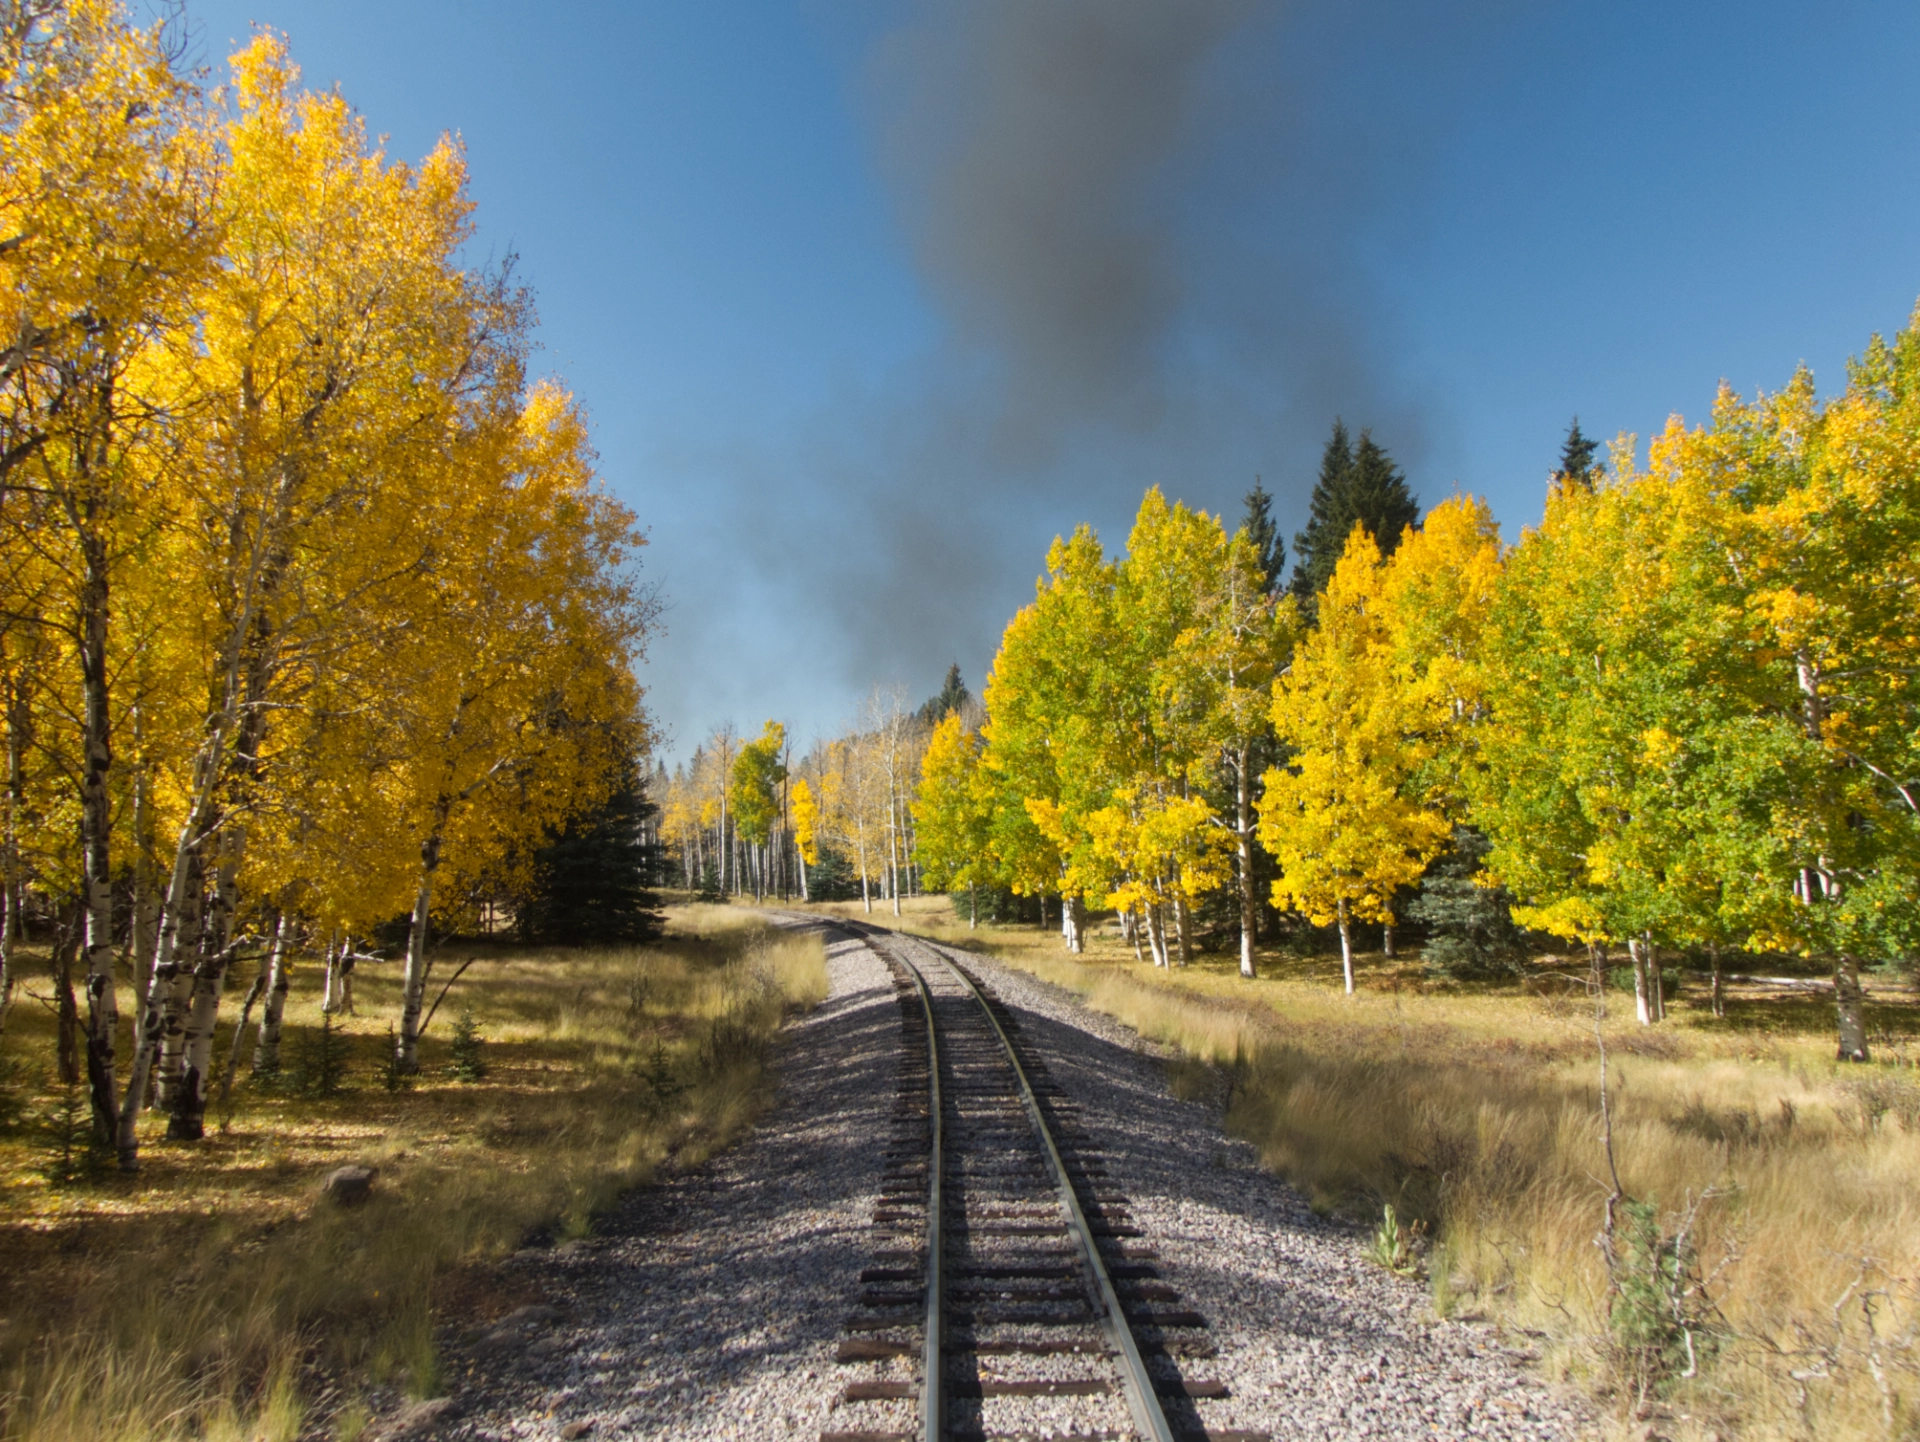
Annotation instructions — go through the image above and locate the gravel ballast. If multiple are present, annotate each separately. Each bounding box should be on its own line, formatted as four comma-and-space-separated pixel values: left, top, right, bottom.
438, 920, 1592, 1441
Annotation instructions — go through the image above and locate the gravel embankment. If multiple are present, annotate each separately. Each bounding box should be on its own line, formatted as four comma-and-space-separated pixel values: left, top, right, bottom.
929, 939, 1593, 1442
430, 921, 1592, 1441
437, 922, 895, 1442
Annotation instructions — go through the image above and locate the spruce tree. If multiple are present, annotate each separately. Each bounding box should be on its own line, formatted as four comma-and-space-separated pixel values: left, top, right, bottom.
917, 663, 973, 726
1290, 420, 1419, 602
1239, 479, 1285, 594
1553, 417, 1603, 490
514, 759, 664, 945
1406, 825, 1527, 980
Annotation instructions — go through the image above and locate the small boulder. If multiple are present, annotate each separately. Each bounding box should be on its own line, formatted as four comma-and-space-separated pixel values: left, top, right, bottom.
560, 1422, 595, 1440
320, 1164, 377, 1207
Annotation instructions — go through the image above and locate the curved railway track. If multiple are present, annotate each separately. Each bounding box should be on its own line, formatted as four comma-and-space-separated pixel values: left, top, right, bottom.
818, 921, 1264, 1442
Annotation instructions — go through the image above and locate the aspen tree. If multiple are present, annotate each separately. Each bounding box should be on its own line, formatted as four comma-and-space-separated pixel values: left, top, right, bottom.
913, 713, 995, 926
388, 383, 645, 1072
1644, 326, 1920, 1059
729, 721, 786, 902
0, 0, 219, 1146
1260, 526, 1449, 992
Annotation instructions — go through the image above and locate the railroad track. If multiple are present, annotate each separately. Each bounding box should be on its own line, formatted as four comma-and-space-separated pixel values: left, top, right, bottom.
817, 921, 1266, 1442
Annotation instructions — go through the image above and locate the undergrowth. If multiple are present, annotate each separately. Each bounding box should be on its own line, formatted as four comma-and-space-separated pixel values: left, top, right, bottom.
835, 894, 1920, 1442
0, 905, 827, 1441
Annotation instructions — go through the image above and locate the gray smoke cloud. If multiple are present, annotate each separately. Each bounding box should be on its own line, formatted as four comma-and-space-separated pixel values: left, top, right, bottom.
648, 0, 1487, 752
870, 0, 1251, 433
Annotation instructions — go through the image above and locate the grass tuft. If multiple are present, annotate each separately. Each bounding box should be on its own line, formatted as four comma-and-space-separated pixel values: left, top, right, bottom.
822, 894, 1920, 1440
0, 906, 826, 1441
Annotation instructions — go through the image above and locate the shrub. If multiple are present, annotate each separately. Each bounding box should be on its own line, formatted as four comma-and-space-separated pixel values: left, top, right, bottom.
447, 1006, 486, 1083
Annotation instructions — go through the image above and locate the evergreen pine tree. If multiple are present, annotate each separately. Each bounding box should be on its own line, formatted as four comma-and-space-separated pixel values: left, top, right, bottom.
917, 663, 973, 726
1290, 420, 1419, 602
1239, 479, 1285, 593
1553, 416, 1603, 490
1406, 826, 1527, 980
514, 756, 664, 945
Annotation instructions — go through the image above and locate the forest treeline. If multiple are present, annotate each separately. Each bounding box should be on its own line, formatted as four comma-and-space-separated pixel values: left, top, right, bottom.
0, 3, 649, 1166
922, 318, 1919, 1062
672, 312, 1920, 1066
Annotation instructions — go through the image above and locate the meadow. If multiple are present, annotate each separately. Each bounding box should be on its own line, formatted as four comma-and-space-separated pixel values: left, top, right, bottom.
0, 906, 827, 1442
814, 895, 1920, 1442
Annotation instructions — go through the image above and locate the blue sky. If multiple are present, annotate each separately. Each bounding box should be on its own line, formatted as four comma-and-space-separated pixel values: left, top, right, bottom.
184, 0, 1920, 759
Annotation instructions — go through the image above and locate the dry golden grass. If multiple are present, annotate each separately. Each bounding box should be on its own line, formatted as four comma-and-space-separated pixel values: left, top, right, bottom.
813, 895, 1920, 1442
0, 905, 826, 1442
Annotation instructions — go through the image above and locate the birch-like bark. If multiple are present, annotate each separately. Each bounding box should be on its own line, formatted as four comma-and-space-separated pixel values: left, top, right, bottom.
255, 915, 295, 1072
0, 651, 30, 1037
52, 914, 80, 1085
397, 819, 447, 1072
1125, 905, 1144, 963
1709, 943, 1724, 1019
1234, 744, 1257, 978
220, 962, 267, 1104
129, 751, 158, 1034
1628, 937, 1653, 1026
1835, 953, 1870, 1063
1174, 895, 1192, 967
1144, 899, 1169, 968
967, 882, 976, 930
171, 818, 258, 1139
1382, 922, 1395, 958
74, 528, 121, 1146
320, 934, 341, 1013
0, 678, 22, 1037
1336, 898, 1355, 994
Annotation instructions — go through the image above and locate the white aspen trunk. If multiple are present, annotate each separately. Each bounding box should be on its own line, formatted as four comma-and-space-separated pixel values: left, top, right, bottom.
150, 848, 207, 1112
0, 869, 15, 1038
1337, 899, 1355, 994
886, 789, 902, 917
1835, 953, 1870, 1062
1383, 922, 1395, 958
1174, 894, 1192, 967
1709, 943, 1725, 1018
172, 823, 255, 1140
1648, 937, 1665, 1021
1145, 900, 1170, 968
857, 838, 871, 913
221, 957, 268, 1103
0, 678, 22, 1036
1126, 905, 1145, 964
967, 882, 976, 930
118, 845, 199, 1164
1235, 745, 1257, 979
1628, 938, 1653, 1026
255, 916, 294, 1073
129, 754, 158, 1035
398, 821, 446, 1072
320, 934, 341, 1014
75, 533, 121, 1148
798, 848, 810, 902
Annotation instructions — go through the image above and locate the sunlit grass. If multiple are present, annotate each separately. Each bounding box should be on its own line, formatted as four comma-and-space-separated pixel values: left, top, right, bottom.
0, 906, 826, 1441
812, 894, 1920, 1441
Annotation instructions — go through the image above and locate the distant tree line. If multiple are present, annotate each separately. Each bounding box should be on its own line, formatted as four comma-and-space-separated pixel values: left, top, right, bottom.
910, 313, 1920, 1064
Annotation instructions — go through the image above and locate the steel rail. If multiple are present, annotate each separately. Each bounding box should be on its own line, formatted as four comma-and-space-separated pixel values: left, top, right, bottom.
894, 934, 1179, 1442
897, 937, 945, 1442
